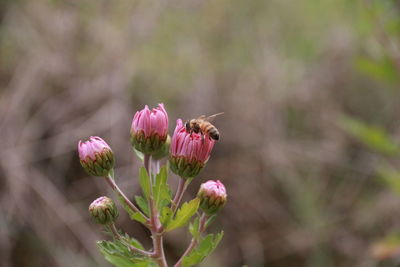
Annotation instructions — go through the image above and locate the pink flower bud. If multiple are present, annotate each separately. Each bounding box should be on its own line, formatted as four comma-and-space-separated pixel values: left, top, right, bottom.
169, 119, 215, 178
78, 136, 114, 176
130, 103, 169, 155
89, 196, 119, 225
197, 180, 227, 215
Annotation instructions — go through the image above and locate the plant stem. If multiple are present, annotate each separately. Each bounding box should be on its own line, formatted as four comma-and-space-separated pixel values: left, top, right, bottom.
151, 230, 168, 267
171, 178, 190, 213
104, 175, 149, 223
174, 213, 208, 267
145, 155, 168, 267
109, 223, 153, 257
144, 154, 151, 180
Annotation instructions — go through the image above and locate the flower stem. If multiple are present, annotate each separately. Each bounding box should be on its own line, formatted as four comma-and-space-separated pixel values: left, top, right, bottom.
145, 155, 168, 267
174, 213, 208, 267
171, 178, 190, 213
104, 174, 149, 223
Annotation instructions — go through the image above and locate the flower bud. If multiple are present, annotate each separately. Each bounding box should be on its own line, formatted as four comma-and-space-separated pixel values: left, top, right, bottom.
88, 196, 119, 225
130, 103, 169, 155
169, 119, 215, 178
78, 136, 114, 176
197, 180, 227, 215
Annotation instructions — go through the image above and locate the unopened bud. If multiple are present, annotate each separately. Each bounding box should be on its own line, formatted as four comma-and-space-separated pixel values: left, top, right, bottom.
89, 196, 119, 225
169, 119, 215, 178
197, 180, 227, 215
130, 104, 169, 155
78, 136, 114, 176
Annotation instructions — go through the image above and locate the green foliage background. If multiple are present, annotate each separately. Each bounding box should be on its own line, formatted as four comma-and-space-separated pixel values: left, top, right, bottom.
1, 0, 400, 266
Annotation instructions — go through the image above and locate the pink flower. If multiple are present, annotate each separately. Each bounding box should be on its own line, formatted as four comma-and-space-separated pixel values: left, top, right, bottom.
131, 103, 168, 138
198, 180, 227, 215
169, 119, 215, 178
130, 103, 169, 155
78, 136, 114, 176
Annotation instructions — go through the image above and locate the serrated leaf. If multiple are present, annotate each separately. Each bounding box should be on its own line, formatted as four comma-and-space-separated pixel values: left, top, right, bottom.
182, 231, 224, 267
97, 239, 151, 267
135, 196, 149, 216
121, 233, 145, 250
166, 198, 200, 232
130, 212, 147, 224
139, 167, 151, 199
189, 216, 200, 239
340, 116, 399, 156
160, 206, 173, 226
153, 166, 171, 211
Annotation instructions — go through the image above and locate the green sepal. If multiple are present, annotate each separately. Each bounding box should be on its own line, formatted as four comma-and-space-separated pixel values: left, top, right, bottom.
134, 149, 144, 162
131, 131, 167, 156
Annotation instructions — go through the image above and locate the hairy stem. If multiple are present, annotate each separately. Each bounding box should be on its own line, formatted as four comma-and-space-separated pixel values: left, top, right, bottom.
145, 155, 168, 267
109, 223, 153, 257
174, 213, 208, 267
104, 174, 149, 223
171, 178, 190, 213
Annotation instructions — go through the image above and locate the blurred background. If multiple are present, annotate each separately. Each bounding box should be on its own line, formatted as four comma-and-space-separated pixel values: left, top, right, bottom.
2, 0, 400, 266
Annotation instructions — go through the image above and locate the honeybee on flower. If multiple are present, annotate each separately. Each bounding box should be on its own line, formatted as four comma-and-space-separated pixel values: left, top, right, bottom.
185, 112, 223, 142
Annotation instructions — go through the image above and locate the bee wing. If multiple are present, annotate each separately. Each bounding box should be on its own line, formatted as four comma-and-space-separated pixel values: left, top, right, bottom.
205, 112, 224, 122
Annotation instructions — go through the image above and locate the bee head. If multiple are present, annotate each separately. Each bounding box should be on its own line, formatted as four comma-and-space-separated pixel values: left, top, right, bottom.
185, 121, 191, 132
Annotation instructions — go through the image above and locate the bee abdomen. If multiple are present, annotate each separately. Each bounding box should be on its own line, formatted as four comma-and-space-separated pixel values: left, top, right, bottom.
207, 126, 220, 140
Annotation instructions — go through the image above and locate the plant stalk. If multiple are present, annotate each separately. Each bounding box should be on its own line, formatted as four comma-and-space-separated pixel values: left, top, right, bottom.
105, 174, 149, 222
145, 155, 168, 267
174, 213, 208, 267
171, 178, 190, 213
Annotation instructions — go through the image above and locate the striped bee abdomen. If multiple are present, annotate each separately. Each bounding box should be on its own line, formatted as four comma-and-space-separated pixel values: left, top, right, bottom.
204, 123, 219, 140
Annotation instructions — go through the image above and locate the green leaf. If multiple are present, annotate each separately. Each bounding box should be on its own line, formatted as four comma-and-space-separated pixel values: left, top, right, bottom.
189, 216, 200, 239
153, 165, 172, 211
160, 206, 173, 226
116, 195, 142, 221
378, 166, 400, 196
182, 231, 224, 267
355, 57, 399, 84
135, 196, 149, 216
130, 212, 147, 224
166, 198, 200, 232
340, 116, 399, 156
121, 233, 145, 250
205, 214, 217, 228
97, 239, 152, 267
139, 167, 151, 199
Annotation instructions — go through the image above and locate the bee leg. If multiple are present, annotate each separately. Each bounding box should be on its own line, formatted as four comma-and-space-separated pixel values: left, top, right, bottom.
201, 133, 205, 144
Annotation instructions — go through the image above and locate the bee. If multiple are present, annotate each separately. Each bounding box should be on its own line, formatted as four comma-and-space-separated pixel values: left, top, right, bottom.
185, 112, 224, 142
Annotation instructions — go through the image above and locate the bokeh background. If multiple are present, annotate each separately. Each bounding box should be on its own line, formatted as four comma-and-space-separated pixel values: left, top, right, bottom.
2, 0, 400, 266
